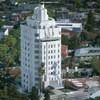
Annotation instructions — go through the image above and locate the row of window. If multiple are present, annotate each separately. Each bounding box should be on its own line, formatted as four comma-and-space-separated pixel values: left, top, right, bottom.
44, 55, 60, 60
44, 44, 60, 49
31, 25, 58, 29
44, 49, 60, 55
48, 76, 60, 81
51, 71, 60, 75
48, 61, 60, 65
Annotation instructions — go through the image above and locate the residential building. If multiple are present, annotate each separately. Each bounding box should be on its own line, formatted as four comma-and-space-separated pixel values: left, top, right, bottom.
61, 29, 77, 38
21, 4, 63, 92
75, 47, 100, 61
56, 20, 82, 33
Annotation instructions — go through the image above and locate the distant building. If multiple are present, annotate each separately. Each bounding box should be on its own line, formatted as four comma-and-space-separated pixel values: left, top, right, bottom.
56, 20, 82, 33
21, 5, 63, 92
0, 29, 9, 40
75, 47, 100, 61
61, 45, 68, 60
2, 24, 14, 30
61, 29, 77, 38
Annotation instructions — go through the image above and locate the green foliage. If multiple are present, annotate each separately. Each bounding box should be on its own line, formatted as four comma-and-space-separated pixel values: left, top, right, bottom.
0, 19, 6, 27
91, 58, 100, 74
0, 27, 20, 67
61, 35, 69, 45
69, 35, 80, 49
0, 85, 29, 100
44, 91, 50, 100
38, 63, 45, 78
85, 11, 95, 32
62, 35, 80, 49
30, 87, 39, 100
74, 0, 82, 9
94, 36, 100, 46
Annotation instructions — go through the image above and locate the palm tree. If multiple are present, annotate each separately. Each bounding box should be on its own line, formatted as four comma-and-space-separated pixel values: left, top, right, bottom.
38, 63, 45, 94
44, 91, 50, 100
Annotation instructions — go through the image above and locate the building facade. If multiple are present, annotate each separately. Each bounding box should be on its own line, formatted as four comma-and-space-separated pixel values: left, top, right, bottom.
75, 47, 100, 61
21, 5, 62, 92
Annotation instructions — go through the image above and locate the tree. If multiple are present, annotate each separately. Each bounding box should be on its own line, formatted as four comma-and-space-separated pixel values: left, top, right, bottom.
94, 36, 100, 46
85, 11, 95, 32
44, 91, 50, 100
30, 87, 39, 100
69, 35, 80, 49
0, 27, 20, 67
91, 58, 100, 75
0, 44, 8, 60
74, 0, 82, 9
38, 63, 45, 93
61, 35, 69, 45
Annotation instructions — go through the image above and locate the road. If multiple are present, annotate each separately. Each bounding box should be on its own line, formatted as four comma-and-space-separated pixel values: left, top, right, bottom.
66, 90, 90, 100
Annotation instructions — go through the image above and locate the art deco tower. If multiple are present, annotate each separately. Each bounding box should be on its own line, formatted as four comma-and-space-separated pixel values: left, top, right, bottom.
21, 4, 62, 92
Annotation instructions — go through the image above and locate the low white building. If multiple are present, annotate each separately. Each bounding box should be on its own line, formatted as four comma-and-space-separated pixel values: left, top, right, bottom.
75, 47, 100, 61
0, 29, 9, 40
56, 20, 82, 33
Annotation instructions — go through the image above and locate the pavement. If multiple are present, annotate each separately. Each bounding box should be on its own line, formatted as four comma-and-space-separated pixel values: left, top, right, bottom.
66, 90, 90, 100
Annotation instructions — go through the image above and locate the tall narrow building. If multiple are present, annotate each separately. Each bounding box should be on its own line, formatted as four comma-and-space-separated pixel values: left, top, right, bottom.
21, 4, 62, 92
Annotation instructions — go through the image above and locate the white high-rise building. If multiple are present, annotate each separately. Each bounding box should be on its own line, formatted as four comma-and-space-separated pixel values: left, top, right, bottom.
21, 4, 62, 92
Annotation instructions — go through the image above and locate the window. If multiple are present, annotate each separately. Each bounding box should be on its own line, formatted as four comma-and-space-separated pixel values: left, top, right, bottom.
38, 26, 41, 29
28, 64, 30, 67
35, 33, 39, 37
44, 46, 45, 49
44, 56, 45, 60
28, 53, 30, 57
48, 51, 50, 53
50, 26, 52, 28
33, 26, 37, 29
48, 56, 50, 59
58, 44, 60, 47
48, 62, 50, 64
35, 61, 39, 64
58, 61, 59, 64
35, 77, 39, 81
35, 45, 39, 48
58, 55, 60, 58
27, 42, 30, 46
48, 45, 50, 48
35, 39, 39, 42
58, 49, 60, 52
51, 44, 53, 48
35, 56, 39, 59
43, 26, 45, 29
34, 50, 39, 53
25, 46, 27, 50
